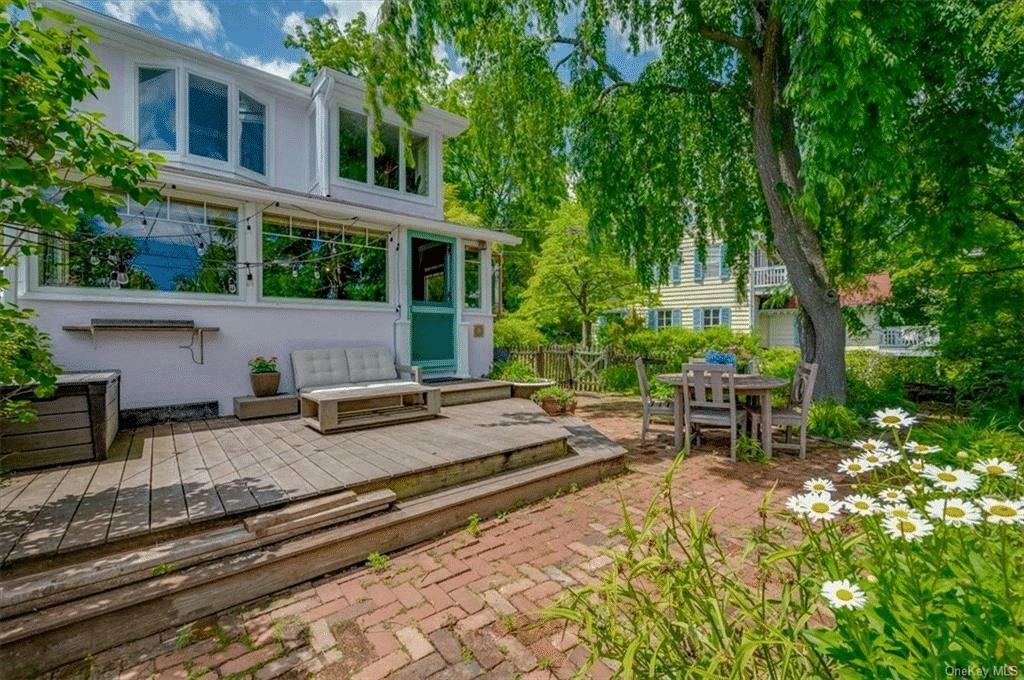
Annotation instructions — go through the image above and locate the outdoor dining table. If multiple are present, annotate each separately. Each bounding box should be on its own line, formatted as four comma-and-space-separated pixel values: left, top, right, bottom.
656, 373, 791, 457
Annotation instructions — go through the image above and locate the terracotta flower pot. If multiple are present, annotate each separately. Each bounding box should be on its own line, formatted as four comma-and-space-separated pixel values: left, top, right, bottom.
250, 371, 281, 397
539, 396, 564, 416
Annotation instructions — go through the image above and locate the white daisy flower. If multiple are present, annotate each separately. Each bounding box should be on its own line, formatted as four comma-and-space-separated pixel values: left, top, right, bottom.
904, 441, 941, 456
921, 465, 981, 492
903, 484, 918, 497
858, 451, 890, 469
800, 493, 843, 522
907, 459, 927, 473
804, 478, 836, 493
838, 458, 871, 477
883, 514, 934, 541
971, 458, 1020, 480
785, 494, 808, 514
878, 448, 902, 464
925, 498, 981, 527
821, 580, 867, 610
885, 504, 925, 521
852, 438, 890, 453
980, 497, 1024, 525
871, 408, 917, 429
844, 494, 882, 516
877, 488, 906, 504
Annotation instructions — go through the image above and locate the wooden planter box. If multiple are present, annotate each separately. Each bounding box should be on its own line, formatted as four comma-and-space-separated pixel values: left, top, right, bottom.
1, 371, 120, 472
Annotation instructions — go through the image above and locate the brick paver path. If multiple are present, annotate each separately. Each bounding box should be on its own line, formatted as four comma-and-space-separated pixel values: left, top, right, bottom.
52, 395, 845, 680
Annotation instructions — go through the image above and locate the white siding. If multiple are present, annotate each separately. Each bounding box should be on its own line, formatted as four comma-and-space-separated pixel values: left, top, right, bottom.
758, 309, 799, 348
648, 239, 752, 333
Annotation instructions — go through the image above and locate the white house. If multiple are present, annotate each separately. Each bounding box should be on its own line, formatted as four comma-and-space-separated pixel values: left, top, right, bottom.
4, 1, 519, 415
638, 238, 933, 353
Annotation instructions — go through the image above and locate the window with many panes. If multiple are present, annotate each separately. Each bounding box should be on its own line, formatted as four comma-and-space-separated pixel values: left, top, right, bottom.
656, 309, 674, 330
137, 68, 267, 175
464, 246, 481, 308
261, 216, 388, 303
38, 196, 239, 296
338, 108, 431, 196
702, 308, 722, 328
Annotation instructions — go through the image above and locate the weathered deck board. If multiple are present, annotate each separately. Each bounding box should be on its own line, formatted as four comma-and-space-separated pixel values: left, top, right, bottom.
0, 399, 569, 565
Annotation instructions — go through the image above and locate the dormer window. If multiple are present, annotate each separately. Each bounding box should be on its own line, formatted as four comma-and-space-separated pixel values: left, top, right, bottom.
239, 92, 266, 175
135, 66, 268, 177
337, 107, 431, 197
188, 74, 228, 161
138, 68, 176, 151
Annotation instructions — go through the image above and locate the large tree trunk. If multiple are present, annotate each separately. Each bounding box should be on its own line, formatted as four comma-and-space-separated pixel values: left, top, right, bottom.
746, 10, 847, 402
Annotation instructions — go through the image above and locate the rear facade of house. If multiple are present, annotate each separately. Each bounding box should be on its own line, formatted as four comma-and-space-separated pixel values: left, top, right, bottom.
3, 2, 519, 415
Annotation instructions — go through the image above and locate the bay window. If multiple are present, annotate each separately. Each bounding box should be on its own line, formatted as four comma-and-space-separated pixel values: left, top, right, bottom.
239, 92, 266, 175
338, 107, 432, 196
138, 68, 176, 151
188, 74, 228, 161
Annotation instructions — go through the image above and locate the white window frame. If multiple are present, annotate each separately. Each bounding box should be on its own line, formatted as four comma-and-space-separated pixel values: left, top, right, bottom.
130, 61, 273, 183
702, 308, 723, 328
331, 104, 437, 206
656, 309, 674, 330
26, 190, 245, 304
463, 244, 482, 310
256, 213, 393, 309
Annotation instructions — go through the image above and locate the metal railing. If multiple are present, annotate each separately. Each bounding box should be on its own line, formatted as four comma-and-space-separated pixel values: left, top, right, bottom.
752, 265, 789, 291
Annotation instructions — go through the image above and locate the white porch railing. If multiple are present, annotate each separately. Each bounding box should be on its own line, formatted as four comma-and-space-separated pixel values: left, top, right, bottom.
879, 326, 937, 349
752, 265, 789, 292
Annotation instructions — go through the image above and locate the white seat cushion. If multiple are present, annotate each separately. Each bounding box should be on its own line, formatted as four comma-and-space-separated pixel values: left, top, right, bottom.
346, 347, 398, 383
291, 348, 350, 392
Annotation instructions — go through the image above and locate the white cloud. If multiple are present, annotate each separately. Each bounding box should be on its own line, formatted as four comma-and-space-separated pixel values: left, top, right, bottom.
282, 10, 306, 38
239, 55, 300, 80
167, 0, 221, 40
322, 0, 383, 27
103, 0, 143, 24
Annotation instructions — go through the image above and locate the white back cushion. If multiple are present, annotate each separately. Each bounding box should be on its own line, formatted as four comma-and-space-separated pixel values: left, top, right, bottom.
291, 348, 350, 392
346, 347, 398, 383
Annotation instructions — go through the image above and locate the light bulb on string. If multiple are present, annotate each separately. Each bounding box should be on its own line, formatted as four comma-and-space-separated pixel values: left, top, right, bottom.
90, 255, 100, 265
291, 265, 299, 278
107, 254, 118, 265
117, 271, 128, 285
108, 275, 119, 289
228, 279, 237, 294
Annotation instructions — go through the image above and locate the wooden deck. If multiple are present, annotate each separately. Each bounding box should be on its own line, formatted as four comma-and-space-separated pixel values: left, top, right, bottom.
0, 399, 567, 567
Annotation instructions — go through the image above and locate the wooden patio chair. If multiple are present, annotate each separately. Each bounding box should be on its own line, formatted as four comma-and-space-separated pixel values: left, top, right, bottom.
682, 363, 745, 462
635, 357, 674, 442
748, 361, 818, 459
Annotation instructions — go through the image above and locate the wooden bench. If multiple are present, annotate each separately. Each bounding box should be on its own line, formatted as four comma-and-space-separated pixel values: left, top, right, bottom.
300, 383, 441, 433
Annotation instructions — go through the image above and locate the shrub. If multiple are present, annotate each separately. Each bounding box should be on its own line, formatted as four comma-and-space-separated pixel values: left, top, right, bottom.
493, 316, 547, 349
602, 363, 640, 393
807, 397, 859, 441
487, 360, 542, 383
531, 385, 574, 405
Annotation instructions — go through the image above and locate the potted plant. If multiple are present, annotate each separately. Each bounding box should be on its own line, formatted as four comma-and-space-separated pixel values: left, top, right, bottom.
248, 356, 280, 397
487, 360, 553, 399
531, 385, 577, 416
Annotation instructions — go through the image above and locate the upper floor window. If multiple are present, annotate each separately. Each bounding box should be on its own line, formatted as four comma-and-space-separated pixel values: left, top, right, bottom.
261, 216, 388, 303
189, 74, 228, 161
239, 92, 266, 175
38, 195, 239, 296
338, 108, 431, 196
137, 67, 267, 176
138, 68, 176, 151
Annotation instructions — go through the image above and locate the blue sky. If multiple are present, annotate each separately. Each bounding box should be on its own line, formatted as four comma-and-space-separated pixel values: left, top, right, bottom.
69, 0, 657, 83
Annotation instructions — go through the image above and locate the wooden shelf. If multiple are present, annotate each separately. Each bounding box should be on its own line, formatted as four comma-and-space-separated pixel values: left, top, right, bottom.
63, 320, 219, 364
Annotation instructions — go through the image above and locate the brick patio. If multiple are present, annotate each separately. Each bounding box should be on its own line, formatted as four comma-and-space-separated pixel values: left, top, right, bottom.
44, 394, 845, 680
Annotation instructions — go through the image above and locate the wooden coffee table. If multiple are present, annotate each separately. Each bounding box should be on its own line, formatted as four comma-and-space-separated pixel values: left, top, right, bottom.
300, 383, 441, 433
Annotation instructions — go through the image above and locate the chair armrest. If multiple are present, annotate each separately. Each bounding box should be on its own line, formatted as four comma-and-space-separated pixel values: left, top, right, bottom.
396, 364, 422, 383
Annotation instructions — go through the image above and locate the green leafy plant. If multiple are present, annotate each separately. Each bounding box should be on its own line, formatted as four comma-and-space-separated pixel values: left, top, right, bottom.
152, 562, 179, 577
807, 397, 860, 441
465, 513, 481, 536
734, 433, 768, 464
366, 551, 389, 573
488, 359, 543, 383
248, 356, 278, 373
531, 385, 574, 406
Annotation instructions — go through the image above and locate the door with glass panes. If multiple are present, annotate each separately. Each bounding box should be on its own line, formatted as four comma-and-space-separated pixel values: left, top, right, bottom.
409, 232, 456, 374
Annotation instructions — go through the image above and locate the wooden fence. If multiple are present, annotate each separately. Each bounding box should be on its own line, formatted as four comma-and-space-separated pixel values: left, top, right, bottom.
507, 345, 611, 392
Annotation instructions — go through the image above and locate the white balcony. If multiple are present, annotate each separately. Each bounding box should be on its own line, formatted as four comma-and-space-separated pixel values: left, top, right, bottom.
879, 326, 937, 351
752, 265, 789, 292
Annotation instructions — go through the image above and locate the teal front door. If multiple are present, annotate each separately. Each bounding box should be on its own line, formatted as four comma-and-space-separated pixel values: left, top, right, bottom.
409, 232, 456, 374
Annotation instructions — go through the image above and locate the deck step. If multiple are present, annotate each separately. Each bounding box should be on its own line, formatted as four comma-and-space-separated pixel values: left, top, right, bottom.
438, 380, 512, 406
0, 421, 626, 679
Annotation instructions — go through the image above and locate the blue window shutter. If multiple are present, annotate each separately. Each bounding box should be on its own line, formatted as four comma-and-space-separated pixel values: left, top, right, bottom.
648, 309, 657, 329
722, 307, 732, 328
720, 244, 731, 278
694, 255, 704, 282
671, 308, 681, 327
670, 258, 681, 285
693, 308, 703, 331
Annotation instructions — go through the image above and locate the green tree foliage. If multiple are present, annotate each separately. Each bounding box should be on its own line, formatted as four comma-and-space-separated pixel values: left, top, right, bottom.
516, 203, 655, 346
1, 0, 161, 422
284, 0, 1022, 403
